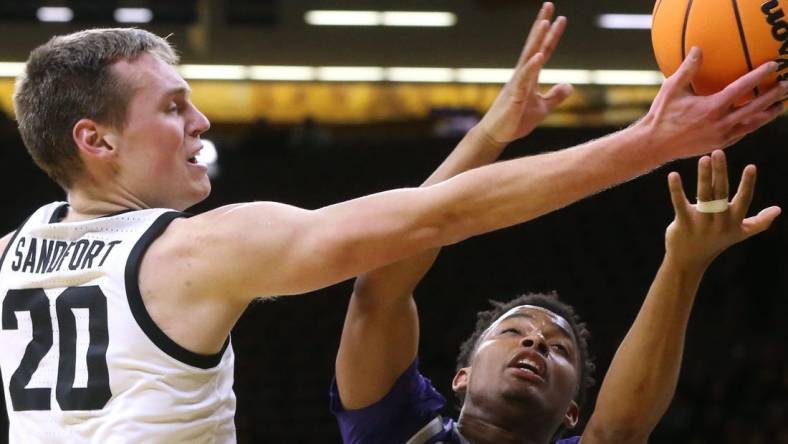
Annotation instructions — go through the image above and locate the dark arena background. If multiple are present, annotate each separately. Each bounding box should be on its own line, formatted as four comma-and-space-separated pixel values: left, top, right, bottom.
1, 1, 786, 443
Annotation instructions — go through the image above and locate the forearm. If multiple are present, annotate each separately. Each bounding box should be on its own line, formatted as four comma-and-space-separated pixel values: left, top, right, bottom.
423, 125, 507, 187
206, 121, 665, 299
430, 121, 664, 242
587, 257, 705, 442
354, 125, 508, 301
338, 126, 509, 409
323, 122, 666, 280
585, 148, 781, 443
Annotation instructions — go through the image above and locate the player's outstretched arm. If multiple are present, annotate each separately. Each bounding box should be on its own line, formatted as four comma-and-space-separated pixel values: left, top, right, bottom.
226, 55, 782, 301
336, 2, 571, 410
581, 151, 781, 444
151, 34, 785, 351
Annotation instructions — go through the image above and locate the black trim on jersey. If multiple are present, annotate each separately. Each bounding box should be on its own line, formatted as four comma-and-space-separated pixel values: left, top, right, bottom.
48, 203, 137, 224
125, 211, 229, 369
48, 203, 69, 223
0, 214, 33, 274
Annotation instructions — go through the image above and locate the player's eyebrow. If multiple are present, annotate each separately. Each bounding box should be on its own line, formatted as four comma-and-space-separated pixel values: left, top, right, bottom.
498, 312, 575, 342
164, 86, 191, 97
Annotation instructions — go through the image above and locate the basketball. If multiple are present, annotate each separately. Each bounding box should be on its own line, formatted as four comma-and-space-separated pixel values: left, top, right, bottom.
652, 0, 787, 99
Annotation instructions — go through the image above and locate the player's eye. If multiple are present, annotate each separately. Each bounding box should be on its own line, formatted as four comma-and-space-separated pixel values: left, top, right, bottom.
551, 343, 567, 354
501, 327, 521, 335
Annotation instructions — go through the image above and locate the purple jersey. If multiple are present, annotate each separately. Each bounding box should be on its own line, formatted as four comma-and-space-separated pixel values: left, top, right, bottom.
330, 359, 580, 444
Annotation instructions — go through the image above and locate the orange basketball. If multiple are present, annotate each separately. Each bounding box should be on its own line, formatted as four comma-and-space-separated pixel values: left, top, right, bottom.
652, 0, 787, 99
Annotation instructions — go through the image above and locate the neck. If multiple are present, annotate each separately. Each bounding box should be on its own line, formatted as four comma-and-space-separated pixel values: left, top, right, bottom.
456, 406, 558, 444
64, 186, 148, 222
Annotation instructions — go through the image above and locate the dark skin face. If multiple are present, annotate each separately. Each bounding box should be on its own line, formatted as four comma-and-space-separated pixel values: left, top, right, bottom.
453, 306, 580, 444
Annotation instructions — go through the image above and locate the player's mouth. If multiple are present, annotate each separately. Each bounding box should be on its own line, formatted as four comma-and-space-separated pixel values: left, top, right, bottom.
507, 352, 546, 383
187, 146, 203, 165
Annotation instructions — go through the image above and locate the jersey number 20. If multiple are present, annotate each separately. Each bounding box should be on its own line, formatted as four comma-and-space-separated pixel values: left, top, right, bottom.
2, 286, 111, 411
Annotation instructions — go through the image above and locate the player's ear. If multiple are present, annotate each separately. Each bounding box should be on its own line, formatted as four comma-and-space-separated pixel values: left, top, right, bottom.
562, 400, 579, 429
451, 367, 471, 394
73, 118, 118, 158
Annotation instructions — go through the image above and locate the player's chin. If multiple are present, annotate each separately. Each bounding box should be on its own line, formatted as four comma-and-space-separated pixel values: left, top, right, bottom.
180, 180, 211, 210
194, 179, 212, 201
499, 387, 550, 414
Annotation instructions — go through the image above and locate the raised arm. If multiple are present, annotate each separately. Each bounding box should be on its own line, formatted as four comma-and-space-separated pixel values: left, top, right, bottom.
582, 151, 781, 444
204, 44, 783, 300
150, 36, 785, 354
336, 2, 572, 409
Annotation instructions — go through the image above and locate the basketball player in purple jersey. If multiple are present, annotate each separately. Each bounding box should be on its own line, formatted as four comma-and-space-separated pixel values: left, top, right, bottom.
330, 4, 785, 444
332, 150, 778, 444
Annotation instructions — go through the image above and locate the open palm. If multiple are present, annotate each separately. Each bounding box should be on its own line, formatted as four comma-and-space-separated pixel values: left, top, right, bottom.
479, 3, 572, 144
665, 150, 781, 269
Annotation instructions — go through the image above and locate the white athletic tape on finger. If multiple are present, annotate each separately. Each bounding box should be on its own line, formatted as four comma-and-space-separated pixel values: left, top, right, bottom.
695, 198, 729, 213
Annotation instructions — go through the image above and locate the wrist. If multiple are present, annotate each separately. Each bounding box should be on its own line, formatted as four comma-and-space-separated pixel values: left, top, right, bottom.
583, 122, 667, 176
470, 123, 508, 153
628, 115, 676, 166
662, 251, 713, 277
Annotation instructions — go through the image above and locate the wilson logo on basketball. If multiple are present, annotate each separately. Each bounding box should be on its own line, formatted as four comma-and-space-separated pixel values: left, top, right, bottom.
762, 0, 788, 80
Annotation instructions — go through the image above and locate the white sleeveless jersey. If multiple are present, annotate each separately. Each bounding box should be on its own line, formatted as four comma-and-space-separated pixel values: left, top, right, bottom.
0, 202, 236, 443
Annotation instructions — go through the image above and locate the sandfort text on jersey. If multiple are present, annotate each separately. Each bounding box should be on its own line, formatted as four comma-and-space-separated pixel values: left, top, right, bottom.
10, 237, 122, 274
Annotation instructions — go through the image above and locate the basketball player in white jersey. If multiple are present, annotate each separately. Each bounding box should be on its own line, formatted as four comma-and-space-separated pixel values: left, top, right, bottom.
0, 1, 786, 441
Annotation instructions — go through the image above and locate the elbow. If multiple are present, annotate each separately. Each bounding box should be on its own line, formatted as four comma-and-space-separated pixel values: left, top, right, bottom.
349, 276, 403, 313
352, 273, 386, 302
585, 412, 652, 444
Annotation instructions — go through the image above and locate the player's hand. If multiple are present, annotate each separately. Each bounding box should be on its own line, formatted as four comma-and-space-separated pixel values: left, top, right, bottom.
642, 47, 788, 160
664, 150, 781, 270
477, 2, 572, 145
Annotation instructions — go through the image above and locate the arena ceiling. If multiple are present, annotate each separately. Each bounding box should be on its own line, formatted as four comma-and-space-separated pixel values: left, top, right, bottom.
0, 0, 660, 71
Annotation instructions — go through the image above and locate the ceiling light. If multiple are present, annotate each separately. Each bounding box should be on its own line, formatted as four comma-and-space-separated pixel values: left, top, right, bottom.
37, 7, 73, 22
596, 14, 653, 29
0, 62, 25, 77
316, 67, 385, 82
387, 68, 454, 82
592, 70, 664, 85
0, 61, 664, 86
304, 10, 380, 26
114, 8, 153, 23
305, 10, 456, 27
540, 70, 593, 84
456, 68, 513, 83
248, 66, 315, 81
178, 65, 247, 80
381, 12, 456, 27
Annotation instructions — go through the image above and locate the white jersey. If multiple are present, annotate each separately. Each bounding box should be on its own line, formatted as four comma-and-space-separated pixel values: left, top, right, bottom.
0, 202, 236, 443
